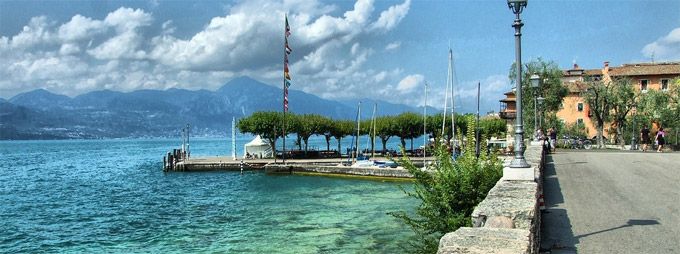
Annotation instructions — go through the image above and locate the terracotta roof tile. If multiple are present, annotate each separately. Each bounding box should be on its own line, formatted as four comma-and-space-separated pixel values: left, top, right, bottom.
609, 62, 680, 76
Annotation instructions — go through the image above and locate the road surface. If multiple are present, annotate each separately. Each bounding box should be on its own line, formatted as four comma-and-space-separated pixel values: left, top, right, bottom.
541, 149, 680, 253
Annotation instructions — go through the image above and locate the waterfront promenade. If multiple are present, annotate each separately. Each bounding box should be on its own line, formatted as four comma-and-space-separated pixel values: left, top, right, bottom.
541, 149, 680, 253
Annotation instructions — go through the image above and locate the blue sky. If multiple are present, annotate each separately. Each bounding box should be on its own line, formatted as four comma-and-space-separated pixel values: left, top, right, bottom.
1, 0, 679, 114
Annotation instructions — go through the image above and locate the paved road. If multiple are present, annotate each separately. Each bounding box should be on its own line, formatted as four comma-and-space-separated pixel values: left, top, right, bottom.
541, 149, 680, 254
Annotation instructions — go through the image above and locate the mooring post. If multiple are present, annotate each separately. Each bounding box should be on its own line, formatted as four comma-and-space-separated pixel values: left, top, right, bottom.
163, 156, 167, 172
240, 159, 244, 175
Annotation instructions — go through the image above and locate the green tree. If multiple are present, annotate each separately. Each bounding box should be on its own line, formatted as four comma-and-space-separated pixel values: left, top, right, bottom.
319, 116, 335, 152
295, 114, 326, 156
330, 119, 355, 154
585, 76, 613, 148
509, 58, 569, 137
390, 115, 503, 253
607, 78, 637, 147
375, 116, 397, 154
237, 111, 285, 154
480, 117, 507, 139
395, 112, 424, 150
639, 78, 680, 142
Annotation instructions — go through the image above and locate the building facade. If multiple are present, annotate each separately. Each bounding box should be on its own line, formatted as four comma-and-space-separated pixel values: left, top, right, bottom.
500, 61, 680, 141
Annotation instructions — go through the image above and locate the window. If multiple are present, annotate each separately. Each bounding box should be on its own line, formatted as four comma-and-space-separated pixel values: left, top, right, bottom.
661, 79, 670, 92
577, 118, 584, 125
640, 79, 649, 92
577, 102, 584, 112
559, 103, 564, 109
560, 119, 566, 124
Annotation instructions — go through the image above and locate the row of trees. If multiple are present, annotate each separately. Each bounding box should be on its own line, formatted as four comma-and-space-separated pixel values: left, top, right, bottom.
584, 76, 680, 148
236, 111, 507, 156
512, 59, 680, 148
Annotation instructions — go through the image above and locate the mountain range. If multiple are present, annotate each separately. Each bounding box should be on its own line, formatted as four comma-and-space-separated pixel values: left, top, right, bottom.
0, 76, 439, 140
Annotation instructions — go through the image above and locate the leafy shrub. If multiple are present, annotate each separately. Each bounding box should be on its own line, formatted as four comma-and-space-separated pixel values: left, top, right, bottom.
389, 116, 503, 253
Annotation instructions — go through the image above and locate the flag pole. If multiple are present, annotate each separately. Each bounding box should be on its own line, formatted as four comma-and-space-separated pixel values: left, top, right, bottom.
282, 13, 287, 164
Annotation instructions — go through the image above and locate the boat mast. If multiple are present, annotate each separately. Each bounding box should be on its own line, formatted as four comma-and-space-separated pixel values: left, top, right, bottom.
372, 103, 377, 157
232, 117, 236, 160
424, 83, 427, 164
450, 48, 456, 146
354, 102, 362, 164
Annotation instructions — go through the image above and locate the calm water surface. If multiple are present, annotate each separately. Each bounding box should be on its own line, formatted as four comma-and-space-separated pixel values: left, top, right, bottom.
0, 138, 417, 253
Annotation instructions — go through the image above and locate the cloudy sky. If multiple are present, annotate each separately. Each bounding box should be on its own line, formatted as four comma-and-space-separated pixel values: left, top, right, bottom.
1, 0, 679, 114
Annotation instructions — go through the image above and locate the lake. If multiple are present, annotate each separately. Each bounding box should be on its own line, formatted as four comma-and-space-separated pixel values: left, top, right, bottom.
0, 137, 418, 253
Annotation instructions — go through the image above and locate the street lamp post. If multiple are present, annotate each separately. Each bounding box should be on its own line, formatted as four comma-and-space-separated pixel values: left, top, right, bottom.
629, 103, 638, 150
537, 96, 544, 127
531, 74, 540, 140
508, 0, 530, 168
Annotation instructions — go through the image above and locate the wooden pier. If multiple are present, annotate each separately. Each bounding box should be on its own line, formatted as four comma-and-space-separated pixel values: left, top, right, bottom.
162, 153, 440, 180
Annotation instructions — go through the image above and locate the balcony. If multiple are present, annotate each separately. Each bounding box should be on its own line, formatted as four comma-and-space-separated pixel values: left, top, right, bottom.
499, 110, 516, 119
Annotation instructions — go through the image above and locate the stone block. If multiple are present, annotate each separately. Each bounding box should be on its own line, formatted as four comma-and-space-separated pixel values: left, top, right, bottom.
438, 227, 531, 254
502, 166, 535, 181
472, 180, 538, 231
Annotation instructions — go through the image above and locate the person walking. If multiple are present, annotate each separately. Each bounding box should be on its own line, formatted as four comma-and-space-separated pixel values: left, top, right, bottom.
641, 126, 651, 152
655, 128, 666, 153
549, 126, 557, 154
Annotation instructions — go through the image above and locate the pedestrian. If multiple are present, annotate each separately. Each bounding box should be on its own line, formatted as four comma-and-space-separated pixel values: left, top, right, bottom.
655, 127, 666, 153
549, 126, 557, 154
641, 125, 651, 152
535, 127, 544, 141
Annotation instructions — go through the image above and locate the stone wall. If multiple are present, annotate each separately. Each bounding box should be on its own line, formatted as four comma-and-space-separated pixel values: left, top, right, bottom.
438, 141, 545, 254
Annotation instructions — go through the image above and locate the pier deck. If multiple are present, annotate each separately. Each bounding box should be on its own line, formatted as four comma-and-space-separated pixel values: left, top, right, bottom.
166, 155, 437, 179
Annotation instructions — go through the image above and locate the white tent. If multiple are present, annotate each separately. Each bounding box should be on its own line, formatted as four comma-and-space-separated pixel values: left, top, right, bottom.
243, 135, 272, 159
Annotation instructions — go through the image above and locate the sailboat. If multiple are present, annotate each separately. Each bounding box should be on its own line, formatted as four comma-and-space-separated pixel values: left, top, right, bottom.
349, 103, 399, 168
442, 48, 459, 157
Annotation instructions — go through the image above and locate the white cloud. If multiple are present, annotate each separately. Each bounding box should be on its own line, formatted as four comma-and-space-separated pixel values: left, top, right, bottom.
59, 43, 80, 55
642, 27, 680, 62
57, 14, 105, 42
0, 0, 413, 102
385, 41, 401, 51
104, 7, 153, 33
371, 0, 410, 31
397, 74, 424, 92
10, 16, 55, 49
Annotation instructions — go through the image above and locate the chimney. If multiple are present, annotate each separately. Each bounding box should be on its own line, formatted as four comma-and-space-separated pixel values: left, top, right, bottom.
574, 63, 579, 69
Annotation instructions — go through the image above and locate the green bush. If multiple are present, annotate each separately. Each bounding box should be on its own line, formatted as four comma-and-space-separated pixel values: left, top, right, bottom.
389, 116, 503, 253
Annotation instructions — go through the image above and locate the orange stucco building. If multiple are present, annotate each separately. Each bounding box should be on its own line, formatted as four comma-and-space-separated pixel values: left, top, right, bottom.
500, 61, 680, 141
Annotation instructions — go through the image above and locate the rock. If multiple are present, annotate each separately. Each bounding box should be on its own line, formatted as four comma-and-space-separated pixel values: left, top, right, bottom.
485, 216, 516, 229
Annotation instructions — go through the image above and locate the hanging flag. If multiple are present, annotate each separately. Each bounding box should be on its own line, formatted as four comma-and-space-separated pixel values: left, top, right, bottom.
284, 14, 292, 112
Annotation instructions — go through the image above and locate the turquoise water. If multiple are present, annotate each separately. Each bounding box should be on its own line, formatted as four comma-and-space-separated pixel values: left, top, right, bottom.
0, 138, 417, 253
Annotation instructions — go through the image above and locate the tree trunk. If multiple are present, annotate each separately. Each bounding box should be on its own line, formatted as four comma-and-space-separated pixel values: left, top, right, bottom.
596, 119, 605, 149
381, 138, 388, 155
324, 135, 331, 151
336, 137, 342, 156
616, 124, 626, 149
400, 137, 406, 150
303, 137, 309, 157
